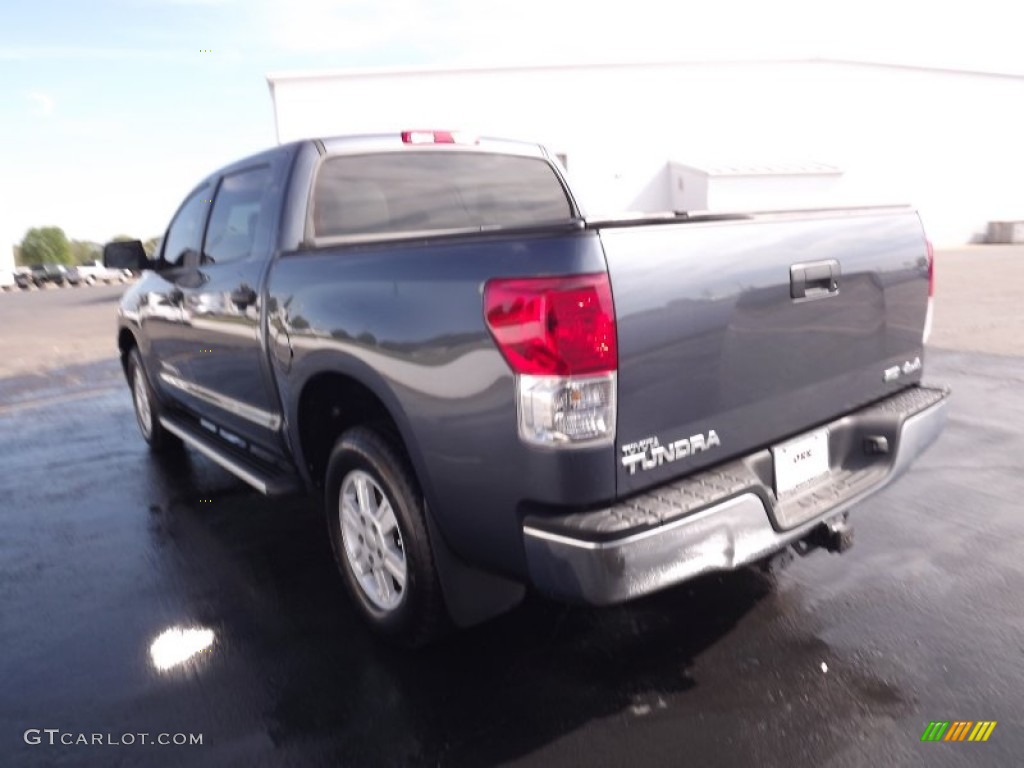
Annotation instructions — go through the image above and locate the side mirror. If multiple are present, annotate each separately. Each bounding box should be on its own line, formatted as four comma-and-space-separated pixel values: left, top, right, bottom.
103, 240, 151, 272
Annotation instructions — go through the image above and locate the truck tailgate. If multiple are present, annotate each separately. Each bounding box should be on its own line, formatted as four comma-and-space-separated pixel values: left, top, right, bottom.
599, 207, 931, 496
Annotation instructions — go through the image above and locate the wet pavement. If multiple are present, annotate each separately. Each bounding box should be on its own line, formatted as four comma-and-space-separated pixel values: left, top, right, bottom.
2, 274, 1024, 766
1, 349, 1021, 767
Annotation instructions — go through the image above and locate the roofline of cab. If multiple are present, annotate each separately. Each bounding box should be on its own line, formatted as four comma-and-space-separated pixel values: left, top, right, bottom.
316, 133, 548, 158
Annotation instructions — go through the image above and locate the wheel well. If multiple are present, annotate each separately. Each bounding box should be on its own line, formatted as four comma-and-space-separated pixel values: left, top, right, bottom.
117, 328, 137, 376
297, 373, 403, 491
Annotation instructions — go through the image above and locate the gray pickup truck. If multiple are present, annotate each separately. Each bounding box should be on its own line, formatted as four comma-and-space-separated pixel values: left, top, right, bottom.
106, 131, 948, 645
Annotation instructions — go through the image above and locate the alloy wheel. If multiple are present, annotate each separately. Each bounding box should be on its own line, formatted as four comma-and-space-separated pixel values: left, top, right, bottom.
338, 470, 407, 612
133, 366, 153, 440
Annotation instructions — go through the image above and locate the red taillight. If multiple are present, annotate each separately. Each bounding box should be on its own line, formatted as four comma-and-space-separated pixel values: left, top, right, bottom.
484, 274, 618, 376
926, 239, 935, 297
923, 238, 935, 343
401, 130, 476, 145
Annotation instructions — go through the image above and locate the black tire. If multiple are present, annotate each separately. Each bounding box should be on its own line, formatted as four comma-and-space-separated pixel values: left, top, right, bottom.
325, 426, 447, 647
127, 347, 182, 453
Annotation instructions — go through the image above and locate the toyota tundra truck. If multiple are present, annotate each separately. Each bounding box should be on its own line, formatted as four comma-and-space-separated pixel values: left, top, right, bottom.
105, 131, 949, 646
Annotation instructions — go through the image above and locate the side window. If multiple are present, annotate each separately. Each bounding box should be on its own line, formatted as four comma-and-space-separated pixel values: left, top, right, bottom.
202, 166, 273, 265
161, 185, 210, 268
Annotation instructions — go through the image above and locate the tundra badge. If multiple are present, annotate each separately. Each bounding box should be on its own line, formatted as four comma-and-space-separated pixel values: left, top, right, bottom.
621, 430, 721, 475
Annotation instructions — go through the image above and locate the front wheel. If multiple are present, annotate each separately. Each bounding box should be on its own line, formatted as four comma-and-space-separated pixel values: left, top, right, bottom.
127, 348, 182, 453
325, 427, 447, 647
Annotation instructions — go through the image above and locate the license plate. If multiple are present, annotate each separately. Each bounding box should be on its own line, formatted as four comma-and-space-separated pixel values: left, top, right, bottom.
773, 428, 830, 496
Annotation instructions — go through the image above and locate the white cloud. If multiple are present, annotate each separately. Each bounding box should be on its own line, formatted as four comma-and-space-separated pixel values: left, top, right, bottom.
4, 46, 115, 60
259, 0, 822, 61
256, 0, 1023, 75
0, 46, 186, 61
262, 0, 432, 54
28, 92, 55, 116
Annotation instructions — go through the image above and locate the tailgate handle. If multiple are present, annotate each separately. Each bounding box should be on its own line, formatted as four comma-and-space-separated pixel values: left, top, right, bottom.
790, 260, 840, 299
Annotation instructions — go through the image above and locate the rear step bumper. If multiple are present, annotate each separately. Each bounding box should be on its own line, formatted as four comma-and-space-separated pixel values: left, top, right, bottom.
522, 385, 949, 605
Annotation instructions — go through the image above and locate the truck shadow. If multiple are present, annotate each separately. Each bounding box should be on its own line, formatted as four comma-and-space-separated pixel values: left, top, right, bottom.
74, 291, 126, 305
145, 454, 776, 767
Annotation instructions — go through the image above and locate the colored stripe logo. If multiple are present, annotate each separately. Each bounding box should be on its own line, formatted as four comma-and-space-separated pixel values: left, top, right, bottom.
921, 721, 997, 742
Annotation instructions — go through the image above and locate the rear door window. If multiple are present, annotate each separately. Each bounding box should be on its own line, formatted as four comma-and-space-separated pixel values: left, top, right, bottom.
312, 152, 573, 239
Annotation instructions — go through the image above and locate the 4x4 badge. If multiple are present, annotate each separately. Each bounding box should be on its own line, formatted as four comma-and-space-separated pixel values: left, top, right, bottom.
884, 356, 922, 382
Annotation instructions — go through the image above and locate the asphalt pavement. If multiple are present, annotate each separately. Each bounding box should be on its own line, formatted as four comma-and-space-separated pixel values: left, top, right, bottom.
0, 281, 128, 378
1, 252, 1022, 767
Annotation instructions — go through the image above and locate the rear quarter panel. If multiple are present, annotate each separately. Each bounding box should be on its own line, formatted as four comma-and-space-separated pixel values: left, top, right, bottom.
268, 231, 614, 576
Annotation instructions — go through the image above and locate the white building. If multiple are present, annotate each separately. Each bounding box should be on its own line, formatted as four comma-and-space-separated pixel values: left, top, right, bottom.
267, 59, 1024, 245
1, 243, 14, 272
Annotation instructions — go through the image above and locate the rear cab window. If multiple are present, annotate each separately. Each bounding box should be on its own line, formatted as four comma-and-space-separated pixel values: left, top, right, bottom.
311, 151, 575, 241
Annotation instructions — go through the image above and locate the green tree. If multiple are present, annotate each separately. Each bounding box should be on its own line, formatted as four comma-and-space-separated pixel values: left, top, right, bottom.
110, 234, 136, 242
70, 240, 102, 265
20, 226, 72, 266
143, 237, 161, 258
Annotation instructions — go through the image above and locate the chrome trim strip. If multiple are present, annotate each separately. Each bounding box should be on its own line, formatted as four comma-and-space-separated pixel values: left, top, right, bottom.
159, 361, 182, 376
159, 417, 269, 495
159, 372, 282, 431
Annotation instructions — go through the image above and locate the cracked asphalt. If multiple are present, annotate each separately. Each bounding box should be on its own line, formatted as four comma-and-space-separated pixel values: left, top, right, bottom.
1, 250, 1022, 767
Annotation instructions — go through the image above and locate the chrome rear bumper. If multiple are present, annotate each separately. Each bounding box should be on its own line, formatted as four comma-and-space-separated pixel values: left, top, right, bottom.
523, 386, 949, 605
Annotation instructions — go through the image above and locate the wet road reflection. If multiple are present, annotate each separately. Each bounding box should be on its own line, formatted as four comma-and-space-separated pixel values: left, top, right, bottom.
2, 351, 1023, 766
150, 627, 216, 671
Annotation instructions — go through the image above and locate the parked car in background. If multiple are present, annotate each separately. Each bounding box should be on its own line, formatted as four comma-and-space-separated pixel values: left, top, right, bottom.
14, 268, 33, 289
65, 266, 85, 286
30, 264, 67, 287
77, 263, 129, 285
0, 269, 15, 291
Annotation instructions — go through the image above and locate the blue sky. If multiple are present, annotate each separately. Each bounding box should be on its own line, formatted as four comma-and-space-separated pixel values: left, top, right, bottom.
1, 0, 451, 254
1, 0, 1017, 257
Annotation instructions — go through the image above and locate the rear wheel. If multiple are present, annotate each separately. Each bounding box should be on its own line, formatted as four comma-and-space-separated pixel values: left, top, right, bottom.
127, 347, 182, 453
325, 427, 447, 647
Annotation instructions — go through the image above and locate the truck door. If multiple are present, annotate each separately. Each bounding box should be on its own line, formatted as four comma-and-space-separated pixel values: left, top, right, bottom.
141, 183, 211, 393
173, 163, 284, 454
